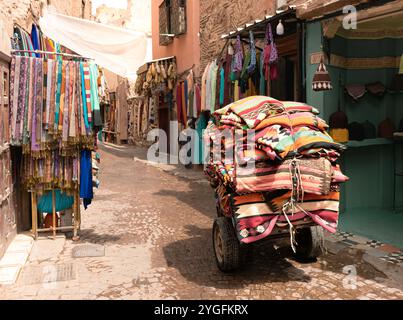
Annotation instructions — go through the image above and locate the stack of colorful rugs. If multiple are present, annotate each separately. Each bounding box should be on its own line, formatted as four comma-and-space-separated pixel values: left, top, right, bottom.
204, 96, 348, 246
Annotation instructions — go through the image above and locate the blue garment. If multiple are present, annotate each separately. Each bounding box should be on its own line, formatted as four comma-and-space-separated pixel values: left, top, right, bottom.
219, 67, 225, 106
37, 190, 74, 213
30, 24, 41, 57
80, 150, 93, 209
195, 112, 209, 164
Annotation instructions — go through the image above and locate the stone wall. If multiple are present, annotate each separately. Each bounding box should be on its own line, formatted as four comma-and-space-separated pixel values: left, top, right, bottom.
199, 0, 276, 72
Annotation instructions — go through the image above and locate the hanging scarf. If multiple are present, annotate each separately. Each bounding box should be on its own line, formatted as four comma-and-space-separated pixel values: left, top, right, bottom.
176, 83, 184, 125
233, 36, 243, 73
89, 62, 102, 127
45, 59, 54, 130
247, 31, 256, 74
259, 52, 266, 95
15, 56, 29, 145
31, 24, 41, 57
80, 61, 90, 131
219, 66, 225, 106
11, 56, 20, 144
83, 62, 92, 125
31, 58, 43, 155
54, 59, 63, 132
27, 57, 35, 137
62, 62, 70, 143
42, 59, 48, 129
74, 62, 81, 139
58, 61, 67, 133
224, 53, 231, 106
194, 84, 201, 117
22, 57, 31, 149
80, 150, 93, 209
181, 81, 187, 126
48, 58, 57, 134
267, 23, 278, 64
69, 61, 76, 141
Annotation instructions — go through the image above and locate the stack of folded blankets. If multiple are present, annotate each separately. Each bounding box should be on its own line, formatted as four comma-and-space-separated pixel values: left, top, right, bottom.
204, 96, 348, 245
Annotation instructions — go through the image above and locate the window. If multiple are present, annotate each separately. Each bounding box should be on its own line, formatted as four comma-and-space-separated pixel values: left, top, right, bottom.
159, 0, 187, 46
171, 0, 187, 36
159, 0, 172, 46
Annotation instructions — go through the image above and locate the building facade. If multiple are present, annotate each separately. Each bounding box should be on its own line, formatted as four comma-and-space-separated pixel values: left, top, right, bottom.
152, 0, 200, 77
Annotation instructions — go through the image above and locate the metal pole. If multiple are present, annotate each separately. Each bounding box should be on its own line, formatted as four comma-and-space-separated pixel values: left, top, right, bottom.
11, 49, 91, 60
52, 190, 56, 238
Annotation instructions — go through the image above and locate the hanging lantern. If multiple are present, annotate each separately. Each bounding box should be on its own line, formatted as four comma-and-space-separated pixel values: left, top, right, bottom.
276, 20, 284, 36
312, 58, 333, 91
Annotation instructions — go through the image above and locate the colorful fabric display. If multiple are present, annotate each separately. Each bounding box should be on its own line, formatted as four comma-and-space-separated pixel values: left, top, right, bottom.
9, 53, 100, 205
204, 96, 348, 245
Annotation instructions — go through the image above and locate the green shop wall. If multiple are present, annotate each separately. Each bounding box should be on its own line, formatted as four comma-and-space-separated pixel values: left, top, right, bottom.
304, 21, 403, 246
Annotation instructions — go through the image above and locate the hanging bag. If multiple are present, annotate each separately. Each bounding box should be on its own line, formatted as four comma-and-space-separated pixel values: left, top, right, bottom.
247, 31, 257, 74
233, 35, 243, 73
267, 23, 278, 64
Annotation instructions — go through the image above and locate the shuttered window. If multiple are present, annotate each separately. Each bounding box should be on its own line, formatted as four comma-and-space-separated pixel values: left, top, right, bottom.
159, 0, 187, 46
159, 0, 173, 46
170, 0, 187, 36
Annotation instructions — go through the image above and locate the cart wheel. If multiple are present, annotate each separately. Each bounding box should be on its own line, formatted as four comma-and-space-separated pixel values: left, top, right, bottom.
295, 226, 324, 260
212, 217, 244, 272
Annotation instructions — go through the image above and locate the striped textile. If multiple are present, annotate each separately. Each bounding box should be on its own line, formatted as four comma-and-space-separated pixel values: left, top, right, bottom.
235, 158, 333, 195
82, 63, 92, 124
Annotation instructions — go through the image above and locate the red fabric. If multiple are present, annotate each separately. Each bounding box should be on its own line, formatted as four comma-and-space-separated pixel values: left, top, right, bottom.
176, 83, 183, 125
195, 84, 201, 117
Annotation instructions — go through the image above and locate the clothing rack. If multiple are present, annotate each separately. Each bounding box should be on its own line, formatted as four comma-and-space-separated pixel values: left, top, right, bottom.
30, 189, 81, 240
11, 49, 92, 60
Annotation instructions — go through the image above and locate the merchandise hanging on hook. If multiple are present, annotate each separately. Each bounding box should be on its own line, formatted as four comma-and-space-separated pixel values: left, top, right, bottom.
276, 19, 284, 36
312, 55, 333, 91
312, 27, 333, 92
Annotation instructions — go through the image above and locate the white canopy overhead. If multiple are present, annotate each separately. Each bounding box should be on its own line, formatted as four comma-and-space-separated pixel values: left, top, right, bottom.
39, 10, 147, 79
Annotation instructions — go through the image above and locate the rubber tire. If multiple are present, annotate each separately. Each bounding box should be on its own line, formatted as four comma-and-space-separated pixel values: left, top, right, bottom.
212, 217, 244, 272
295, 226, 324, 260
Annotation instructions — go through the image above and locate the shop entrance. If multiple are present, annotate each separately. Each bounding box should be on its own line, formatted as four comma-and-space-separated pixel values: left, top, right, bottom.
322, 12, 403, 247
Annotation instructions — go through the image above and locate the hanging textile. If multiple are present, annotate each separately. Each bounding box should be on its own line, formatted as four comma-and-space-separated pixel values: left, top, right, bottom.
247, 31, 257, 74
80, 150, 93, 210
176, 83, 184, 126
89, 61, 102, 127
9, 52, 99, 204
219, 66, 225, 106
210, 62, 219, 112
201, 62, 211, 110
233, 36, 243, 73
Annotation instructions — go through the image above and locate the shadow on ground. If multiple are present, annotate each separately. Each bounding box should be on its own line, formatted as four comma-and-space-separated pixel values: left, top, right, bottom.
162, 224, 312, 289
79, 228, 122, 244
154, 186, 216, 219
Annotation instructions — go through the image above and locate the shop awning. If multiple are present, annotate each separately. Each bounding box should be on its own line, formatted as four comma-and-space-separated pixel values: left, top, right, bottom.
221, 6, 298, 40
39, 10, 147, 79
136, 56, 176, 75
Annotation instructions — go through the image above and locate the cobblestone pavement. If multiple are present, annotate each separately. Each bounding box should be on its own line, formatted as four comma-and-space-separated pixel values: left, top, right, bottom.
1, 144, 403, 300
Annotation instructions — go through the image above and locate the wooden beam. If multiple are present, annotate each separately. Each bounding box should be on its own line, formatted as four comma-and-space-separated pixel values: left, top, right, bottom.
296, 0, 371, 20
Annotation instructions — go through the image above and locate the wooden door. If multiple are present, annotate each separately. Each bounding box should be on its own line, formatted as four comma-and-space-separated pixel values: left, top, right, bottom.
0, 55, 16, 259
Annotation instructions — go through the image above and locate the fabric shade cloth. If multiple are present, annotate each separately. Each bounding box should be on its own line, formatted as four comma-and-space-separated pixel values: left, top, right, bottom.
39, 10, 147, 79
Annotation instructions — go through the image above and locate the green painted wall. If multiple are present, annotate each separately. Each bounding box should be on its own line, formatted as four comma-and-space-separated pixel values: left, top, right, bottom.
305, 22, 403, 244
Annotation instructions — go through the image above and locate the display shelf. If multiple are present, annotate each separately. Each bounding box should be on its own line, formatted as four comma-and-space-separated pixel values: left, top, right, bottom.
344, 138, 394, 148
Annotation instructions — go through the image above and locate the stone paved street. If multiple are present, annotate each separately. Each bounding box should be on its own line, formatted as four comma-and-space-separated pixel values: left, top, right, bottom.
1, 144, 403, 300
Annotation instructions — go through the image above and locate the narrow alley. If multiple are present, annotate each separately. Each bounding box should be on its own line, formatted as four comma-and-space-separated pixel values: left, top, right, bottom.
1, 144, 402, 300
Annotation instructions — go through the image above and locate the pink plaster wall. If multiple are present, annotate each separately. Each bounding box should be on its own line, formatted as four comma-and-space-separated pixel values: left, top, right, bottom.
152, 0, 200, 77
